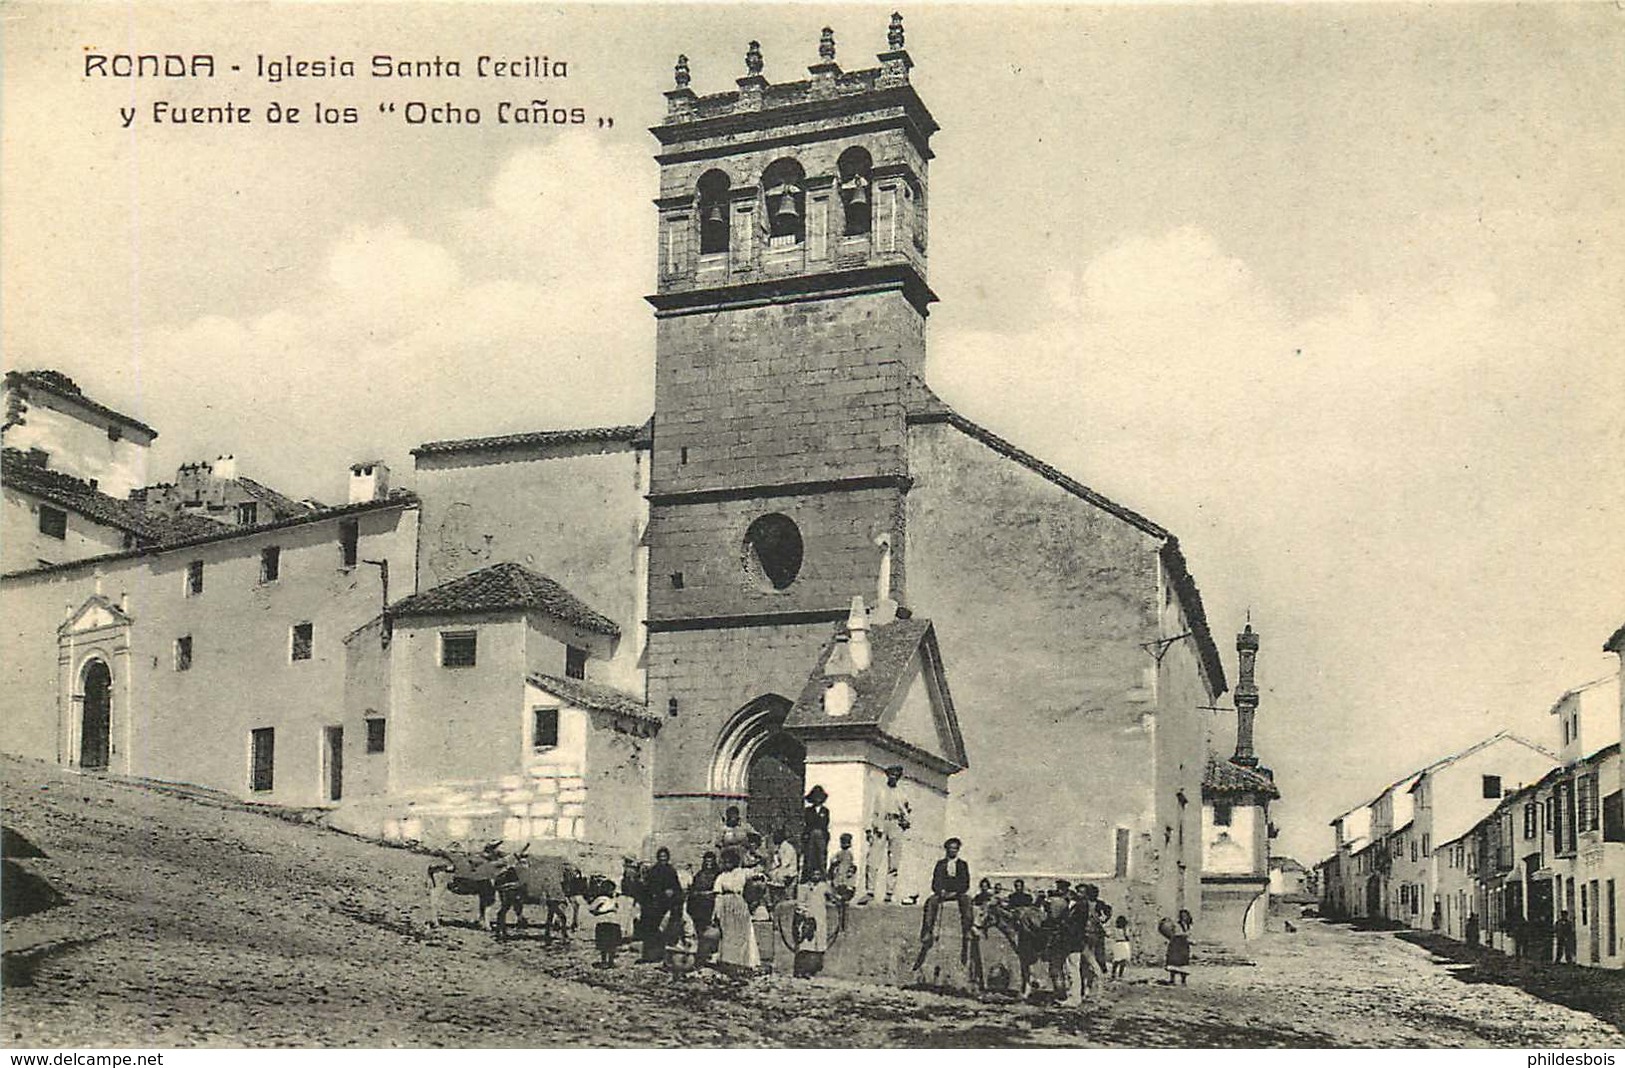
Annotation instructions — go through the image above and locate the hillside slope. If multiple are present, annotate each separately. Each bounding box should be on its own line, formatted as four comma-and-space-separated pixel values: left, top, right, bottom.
2, 756, 1619, 1048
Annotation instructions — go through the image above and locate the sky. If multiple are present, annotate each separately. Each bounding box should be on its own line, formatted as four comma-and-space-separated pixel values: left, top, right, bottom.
4, 3, 1622, 865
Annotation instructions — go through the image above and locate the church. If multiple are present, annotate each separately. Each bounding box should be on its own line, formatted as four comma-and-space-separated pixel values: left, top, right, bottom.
1, 15, 1252, 928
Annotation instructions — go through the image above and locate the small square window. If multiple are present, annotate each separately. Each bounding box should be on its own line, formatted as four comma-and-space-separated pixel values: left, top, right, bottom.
1213, 802, 1232, 828
174, 635, 192, 671
365, 717, 386, 754
533, 708, 559, 751
441, 632, 477, 668
291, 622, 313, 662
38, 505, 67, 540
238, 502, 259, 526
1483, 775, 1502, 799
565, 645, 588, 680
339, 519, 359, 568
259, 546, 281, 583
186, 560, 204, 596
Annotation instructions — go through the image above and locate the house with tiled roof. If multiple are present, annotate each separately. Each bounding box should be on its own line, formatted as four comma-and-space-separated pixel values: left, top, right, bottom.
133, 455, 315, 530
1, 468, 420, 799
1, 447, 223, 571
3, 369, 157, 499
331, 562, 655, 855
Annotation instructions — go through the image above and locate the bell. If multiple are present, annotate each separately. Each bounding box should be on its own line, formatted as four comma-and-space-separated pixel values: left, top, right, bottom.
772, 194, 801, 225
704, 201, 726, 226
846, 180, 869, 208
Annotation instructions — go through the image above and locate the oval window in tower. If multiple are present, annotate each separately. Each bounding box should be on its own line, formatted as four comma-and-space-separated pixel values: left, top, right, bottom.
742, 513, 804, 591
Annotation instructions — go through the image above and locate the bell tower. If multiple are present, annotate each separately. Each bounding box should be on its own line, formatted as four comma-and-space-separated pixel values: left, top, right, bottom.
644, 16, 941, 847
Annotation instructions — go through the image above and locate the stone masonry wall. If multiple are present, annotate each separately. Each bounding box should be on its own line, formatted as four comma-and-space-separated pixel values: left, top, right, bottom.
905, 421, 1168, 882
650, 289, 924, 495
645, 622, 836, 852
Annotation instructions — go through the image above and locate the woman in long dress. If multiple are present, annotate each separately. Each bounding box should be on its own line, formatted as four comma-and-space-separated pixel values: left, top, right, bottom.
713, 850, 760, 974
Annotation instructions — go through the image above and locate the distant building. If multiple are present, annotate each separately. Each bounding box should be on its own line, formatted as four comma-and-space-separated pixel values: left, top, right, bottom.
133, 455, 317, 530
1321, 733, 1554, 927
1269, 856, 1311, 903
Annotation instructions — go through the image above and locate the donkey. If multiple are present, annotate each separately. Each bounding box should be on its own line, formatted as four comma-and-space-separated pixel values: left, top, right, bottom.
983, 901, 1052, 997
492, 853, 585, 942
427, 845, 512, 930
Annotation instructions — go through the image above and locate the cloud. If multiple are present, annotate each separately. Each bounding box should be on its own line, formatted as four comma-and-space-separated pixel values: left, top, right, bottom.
932, 225, 1624, 862
125, 140, 656, 503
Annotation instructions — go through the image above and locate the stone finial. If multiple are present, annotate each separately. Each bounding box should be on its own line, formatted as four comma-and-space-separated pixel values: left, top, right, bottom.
674, 54, 690, 89
745, 40, 764, 76
819, 27, 837, 62
888, 12, 905, 51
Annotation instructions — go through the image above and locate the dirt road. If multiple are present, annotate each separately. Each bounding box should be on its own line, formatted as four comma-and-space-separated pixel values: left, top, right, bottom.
2, 756, 1619, 1048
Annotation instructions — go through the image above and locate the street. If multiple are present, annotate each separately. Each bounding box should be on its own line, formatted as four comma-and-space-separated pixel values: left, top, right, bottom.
2, 755, 1619, 1048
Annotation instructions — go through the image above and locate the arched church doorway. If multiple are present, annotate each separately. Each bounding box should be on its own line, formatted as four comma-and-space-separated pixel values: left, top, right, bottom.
711, 694, 806, 848
80, 659, 112, 771
746, 730, 805, 847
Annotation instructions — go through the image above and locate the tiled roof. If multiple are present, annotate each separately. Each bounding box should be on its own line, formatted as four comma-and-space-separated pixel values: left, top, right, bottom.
412, 420, 652, 458
528, 673, 656, 726
2, 489, 418, 579
1203, 755, 1281, 799
5, 370, 158, 437
1, 448, 219, 545
785, 616, 968, 770
235, 477, 315, 520
903, 376, 1228, 697
388, 562, 620, 636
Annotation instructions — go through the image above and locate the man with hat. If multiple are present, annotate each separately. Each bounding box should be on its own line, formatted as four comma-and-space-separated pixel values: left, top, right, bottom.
858, 764, 910, 904
919, 837, 975, 964
802, 784, 831, 882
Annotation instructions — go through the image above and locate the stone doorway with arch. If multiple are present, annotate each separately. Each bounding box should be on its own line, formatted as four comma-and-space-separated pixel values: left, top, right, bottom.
57, 594, 133, 775
710, 694, 806, 849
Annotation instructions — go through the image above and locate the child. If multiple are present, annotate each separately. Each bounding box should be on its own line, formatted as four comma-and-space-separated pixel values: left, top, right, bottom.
1110, 914, 1132, 980
588, 876, 621, 968
665, 892, 699, 982
828, 833, 859, 903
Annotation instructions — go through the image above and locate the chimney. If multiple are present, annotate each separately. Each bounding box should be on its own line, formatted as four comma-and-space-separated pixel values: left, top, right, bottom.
1232, 622, 1260, 766
872, 532, 898, 625
823, 634, 856, 717
848, 595, 871, 672
212, 454, 238, 481
349, 460, 390, 504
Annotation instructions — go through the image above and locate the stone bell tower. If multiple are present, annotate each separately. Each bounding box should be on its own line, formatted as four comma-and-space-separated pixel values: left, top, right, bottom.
643, 16, 942, 850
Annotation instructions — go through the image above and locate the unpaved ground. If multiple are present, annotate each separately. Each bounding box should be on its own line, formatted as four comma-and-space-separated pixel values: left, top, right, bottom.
2, 755, 1620, 1048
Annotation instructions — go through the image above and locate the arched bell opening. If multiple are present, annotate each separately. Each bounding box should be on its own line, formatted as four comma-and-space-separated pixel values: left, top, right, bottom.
836, 146, 873, 237
696, 168, 731, 256
761, 158, 806, 248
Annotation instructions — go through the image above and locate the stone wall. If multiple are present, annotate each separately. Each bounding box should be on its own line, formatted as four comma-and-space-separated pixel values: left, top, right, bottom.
905, 420, 1175, 883
650, 289, 923, 494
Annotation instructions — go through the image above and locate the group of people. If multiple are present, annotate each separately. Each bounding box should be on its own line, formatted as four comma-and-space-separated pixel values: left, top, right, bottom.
450, 770, 1199, 996
909, 838, 1197, 1002
1461, 907, 1583, 965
